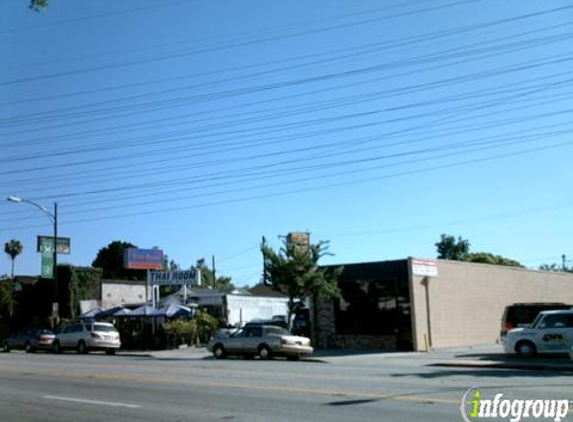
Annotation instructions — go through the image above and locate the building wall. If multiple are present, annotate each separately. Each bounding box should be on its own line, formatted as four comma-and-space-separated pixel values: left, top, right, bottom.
101, 281, 147, 309
409, 258, 573, 351
226, 295, 288, 326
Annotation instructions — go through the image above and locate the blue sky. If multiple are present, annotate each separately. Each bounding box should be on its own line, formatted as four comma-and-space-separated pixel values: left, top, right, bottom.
1, 0, 572, 285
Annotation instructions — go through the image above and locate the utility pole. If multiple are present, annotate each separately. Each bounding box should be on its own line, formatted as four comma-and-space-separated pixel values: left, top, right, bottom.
262, 236, 268, 285
212, 255, 216, 288
53, 202, 58, 318
562, 254, 567, 271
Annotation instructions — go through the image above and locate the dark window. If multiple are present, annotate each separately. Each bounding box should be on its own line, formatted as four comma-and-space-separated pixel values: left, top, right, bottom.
539, 314, 569, 329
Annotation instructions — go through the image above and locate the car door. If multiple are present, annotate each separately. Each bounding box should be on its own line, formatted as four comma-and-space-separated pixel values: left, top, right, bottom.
13, 332, 26, 348
62, 324, 82, 347
242, 326, 263, 353
225, 328, 247, 353
534, 314, 570, 353
58, 325, 73, 347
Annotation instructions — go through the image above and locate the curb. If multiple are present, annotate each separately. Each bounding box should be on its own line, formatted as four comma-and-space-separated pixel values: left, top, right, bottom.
432, 361, 573, 372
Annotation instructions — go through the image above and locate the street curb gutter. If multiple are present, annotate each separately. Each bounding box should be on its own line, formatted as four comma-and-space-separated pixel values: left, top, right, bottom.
432, 361, 573, 372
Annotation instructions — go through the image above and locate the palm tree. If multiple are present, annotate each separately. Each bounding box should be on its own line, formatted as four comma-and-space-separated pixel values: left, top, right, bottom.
4, 239, 23, 278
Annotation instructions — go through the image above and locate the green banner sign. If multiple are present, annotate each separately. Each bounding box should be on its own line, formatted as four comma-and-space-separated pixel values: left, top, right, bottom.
41, 237, 54, 278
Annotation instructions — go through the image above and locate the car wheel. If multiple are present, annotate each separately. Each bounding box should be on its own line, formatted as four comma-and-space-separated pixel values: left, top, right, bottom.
516, 341, 536, 359
213, 344, 226, 359
2, 341, 9, 353
77, 341, 88, 354
258, 345, 272, 360
52, 341, 61, 354
105, 348, 115, 356
25, 342, 35, 353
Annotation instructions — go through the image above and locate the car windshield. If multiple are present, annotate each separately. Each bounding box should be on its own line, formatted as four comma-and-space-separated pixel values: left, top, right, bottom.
530, 314, 545, 328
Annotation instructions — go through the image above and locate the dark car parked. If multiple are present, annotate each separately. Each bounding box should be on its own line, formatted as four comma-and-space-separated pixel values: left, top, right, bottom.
1, 328, 55, 353
500, 303, 572, 341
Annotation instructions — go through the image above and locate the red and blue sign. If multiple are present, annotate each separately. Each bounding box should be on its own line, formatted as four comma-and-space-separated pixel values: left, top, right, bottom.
124, 248, 164, 270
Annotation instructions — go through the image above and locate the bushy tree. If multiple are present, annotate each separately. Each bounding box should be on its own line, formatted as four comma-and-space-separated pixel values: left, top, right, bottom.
261, 238, 342, 340
0, 277, 16, 318
163, 319, 197, 347
92, 240, 144, 280
466, 252, 523, 268
435, 234, 522, 267
196, 259, 235, 292
29, 0, 48, 11
435, 234, 470, 260
539, 263, 573, 273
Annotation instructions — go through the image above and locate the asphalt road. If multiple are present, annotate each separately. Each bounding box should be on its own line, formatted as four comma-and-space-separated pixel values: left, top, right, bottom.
0, 350, 572, 422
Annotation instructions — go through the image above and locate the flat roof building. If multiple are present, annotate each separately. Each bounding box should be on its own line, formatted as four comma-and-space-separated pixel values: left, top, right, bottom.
317, 258, 573, 351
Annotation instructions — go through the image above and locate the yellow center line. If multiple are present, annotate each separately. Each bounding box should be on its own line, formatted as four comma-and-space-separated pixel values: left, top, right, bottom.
0, 365, 460, 405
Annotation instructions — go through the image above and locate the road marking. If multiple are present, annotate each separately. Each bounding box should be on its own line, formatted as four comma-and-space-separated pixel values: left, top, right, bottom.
43, 395, 140, 409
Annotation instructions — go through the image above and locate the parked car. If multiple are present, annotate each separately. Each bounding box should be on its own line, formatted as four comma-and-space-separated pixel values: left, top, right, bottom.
207, 324, 313, 360
499, 302, 571, 342
244, 319, 289, 330
504, 309, 573, 358
53, 322, 120, 355
1, 328, 55, 353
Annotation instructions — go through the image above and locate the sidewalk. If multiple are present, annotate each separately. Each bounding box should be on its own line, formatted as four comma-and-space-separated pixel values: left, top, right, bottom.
116, 344, 573, 372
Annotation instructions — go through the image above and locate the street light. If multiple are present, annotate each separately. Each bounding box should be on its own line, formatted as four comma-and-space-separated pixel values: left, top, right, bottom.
7, 195, 59, 318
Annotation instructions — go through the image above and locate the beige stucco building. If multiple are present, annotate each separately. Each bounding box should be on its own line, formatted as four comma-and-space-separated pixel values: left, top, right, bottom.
409, 258, 573, 351
318, 258, 573, 351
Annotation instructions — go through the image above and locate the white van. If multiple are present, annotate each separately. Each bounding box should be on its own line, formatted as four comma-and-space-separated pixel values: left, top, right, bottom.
504, 309, 573, 358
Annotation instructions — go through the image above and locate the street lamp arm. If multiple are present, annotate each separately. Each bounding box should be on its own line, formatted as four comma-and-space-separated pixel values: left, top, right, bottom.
7, 196, 55, 222
6, 195, 59, 319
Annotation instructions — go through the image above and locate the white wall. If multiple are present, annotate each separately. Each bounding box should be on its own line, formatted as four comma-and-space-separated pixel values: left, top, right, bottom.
101, 282, 147, 309
226, 295, 288, 326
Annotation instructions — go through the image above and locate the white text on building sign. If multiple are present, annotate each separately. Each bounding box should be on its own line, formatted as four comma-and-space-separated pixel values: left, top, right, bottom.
412, 259, 438, 277
148, 270, 198, 286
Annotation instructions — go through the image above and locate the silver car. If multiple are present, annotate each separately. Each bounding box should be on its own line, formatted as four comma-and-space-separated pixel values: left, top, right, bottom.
207, 324, 313, 360
53, 322, 121, 355
1, 329, 55, 353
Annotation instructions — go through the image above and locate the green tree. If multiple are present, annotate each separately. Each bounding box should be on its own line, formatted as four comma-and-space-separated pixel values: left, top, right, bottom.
539, 263, 573, 273
29, 0, 48, 11
92, 240, 145, 280
0, 276, 16, 318
196, 259, 235, 292
435, 234, 522, 267
466, 252, 523, 268
4, 239, 24, 278
435, 234, 470, 261
261, 238, 342, 341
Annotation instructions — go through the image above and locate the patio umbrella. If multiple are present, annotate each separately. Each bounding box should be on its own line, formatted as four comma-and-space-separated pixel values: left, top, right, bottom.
98, 306, 129, 318
80, 306, 104, 318
112, 307, 132, 316
152, 303, 194, 318
129, 305, 157, 316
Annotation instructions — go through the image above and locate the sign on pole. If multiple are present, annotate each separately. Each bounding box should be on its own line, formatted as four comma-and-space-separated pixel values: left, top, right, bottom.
412, 258, 438, 277
148, 269, 199, 286
124, 248, 164, 270
37, 236, 71, 254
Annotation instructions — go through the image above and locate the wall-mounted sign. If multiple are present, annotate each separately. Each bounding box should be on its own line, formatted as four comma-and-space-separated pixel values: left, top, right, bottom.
148, 269, 198, 286
412, 258, 438, 277
37, 236, 71, 254
124, 248, 164, 270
